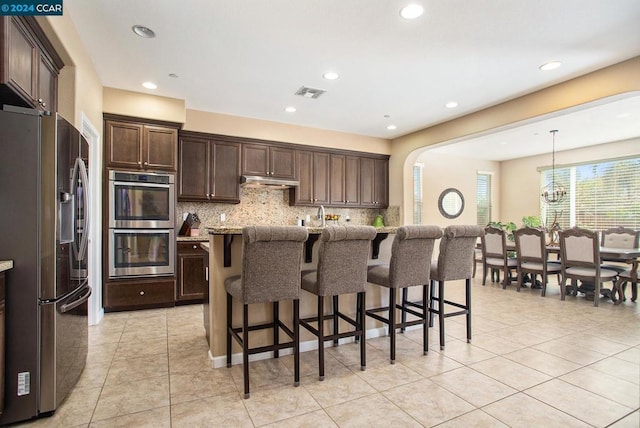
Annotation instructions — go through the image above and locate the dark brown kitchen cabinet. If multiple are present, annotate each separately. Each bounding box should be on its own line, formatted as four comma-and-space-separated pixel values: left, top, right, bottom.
104, 115, 179, 172
178, 132, 241, 203
291, 150, 329, 206
330, 154, 360, 206
103, 278, 175, 312
176, 242, 207, 303
242, 143, 295, 179
360, 157, 389, 208
0, 16, 62, 111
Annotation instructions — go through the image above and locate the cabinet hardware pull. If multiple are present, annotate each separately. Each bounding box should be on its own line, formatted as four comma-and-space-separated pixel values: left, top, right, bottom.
144, 161, 149, 166
139, 291, 145, 296
205, 267, 209, 281
137, 161, 142, 166
193, 245, 197, 249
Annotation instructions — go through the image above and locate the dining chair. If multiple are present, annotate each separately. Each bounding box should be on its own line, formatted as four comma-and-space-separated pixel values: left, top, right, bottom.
366, 225, 443, 363
481, 226, 517, 288
429, 225, 485, 350
600, 227, 639, 302
559, 227, 619, 307
514, 227, 562, 297
225, 226, 308, 398
300, 225, 376, 380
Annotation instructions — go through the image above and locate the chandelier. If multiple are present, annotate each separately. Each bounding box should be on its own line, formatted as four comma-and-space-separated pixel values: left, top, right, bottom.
540, 129, 567, 204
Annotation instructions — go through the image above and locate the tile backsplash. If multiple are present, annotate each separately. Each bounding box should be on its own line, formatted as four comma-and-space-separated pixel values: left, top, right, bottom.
177, 187, 399, 229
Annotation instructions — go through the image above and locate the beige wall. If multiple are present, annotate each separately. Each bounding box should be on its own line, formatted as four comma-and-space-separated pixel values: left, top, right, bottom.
184, 109, 391, 154
501, 137, 640, 223
390, 56, 640, 225
415, 151, 500, 226
103, 88, 186, 123
38, 15, 102, 129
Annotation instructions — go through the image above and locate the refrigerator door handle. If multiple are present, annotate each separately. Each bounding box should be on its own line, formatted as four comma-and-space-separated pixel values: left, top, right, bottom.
59, 283, 92, 314
72, 157, 90, 261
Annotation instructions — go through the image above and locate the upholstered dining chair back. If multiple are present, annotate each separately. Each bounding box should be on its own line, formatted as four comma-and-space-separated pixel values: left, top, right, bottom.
433, 225, 485, 281
386, 225, 443, 289
600, 227, 639, 249
514, 227, 545, 263
237, 225, 308, 304
482, 226, 507, 259
314, 225, 377, 296
560, 227, 599, 267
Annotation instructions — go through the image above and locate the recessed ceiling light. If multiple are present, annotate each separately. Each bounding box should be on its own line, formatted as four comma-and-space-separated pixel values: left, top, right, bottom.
285, 106, 297, 113
539, 61, 562, 71
445, 101, 458, 108
142, 81, 157, 89
499, 141, 508, 145
132, 25, 156, 38
616, 112, 631, 118
400, 4, 424, 19
323, 72, 339, 80
386, 125, 397, 130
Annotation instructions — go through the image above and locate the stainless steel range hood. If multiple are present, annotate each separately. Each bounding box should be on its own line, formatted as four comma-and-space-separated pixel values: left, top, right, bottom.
240, 175, 300, 188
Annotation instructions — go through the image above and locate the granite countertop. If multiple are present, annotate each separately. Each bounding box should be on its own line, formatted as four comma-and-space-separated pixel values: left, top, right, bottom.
177, 235, 209, 242
207, 225, 398, 235
0, 260, 14, 273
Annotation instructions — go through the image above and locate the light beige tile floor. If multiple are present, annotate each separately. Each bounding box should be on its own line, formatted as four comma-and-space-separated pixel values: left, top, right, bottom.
17, 277, 640, 427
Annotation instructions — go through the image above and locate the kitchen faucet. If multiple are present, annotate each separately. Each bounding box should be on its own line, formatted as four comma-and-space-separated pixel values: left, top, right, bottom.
317, 205, 326, 227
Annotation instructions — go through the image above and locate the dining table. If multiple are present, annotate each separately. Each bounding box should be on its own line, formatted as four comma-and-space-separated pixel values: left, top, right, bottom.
498, 242, 639, 304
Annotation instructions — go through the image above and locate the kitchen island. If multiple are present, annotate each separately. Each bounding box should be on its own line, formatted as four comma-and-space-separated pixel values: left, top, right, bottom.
205, 226, 397, 367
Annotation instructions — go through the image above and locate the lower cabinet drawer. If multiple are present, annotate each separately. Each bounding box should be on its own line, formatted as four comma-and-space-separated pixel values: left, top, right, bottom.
104, 278, 175, 311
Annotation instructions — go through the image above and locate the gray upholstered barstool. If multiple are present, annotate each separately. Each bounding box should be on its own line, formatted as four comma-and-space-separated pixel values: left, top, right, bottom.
429, 225, 485, 350
366, 225, 443, 363
225, 226, 308, 398
300, 225, 376, 380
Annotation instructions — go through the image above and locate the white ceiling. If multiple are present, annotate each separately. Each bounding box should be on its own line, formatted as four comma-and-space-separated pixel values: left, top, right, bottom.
66, 0, 640, 158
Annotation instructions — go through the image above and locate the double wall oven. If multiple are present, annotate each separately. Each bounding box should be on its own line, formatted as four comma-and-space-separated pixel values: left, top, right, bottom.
108, 170, 175, 278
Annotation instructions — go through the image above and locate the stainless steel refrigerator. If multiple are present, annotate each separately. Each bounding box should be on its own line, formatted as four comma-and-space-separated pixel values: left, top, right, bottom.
0, 106, 91, 424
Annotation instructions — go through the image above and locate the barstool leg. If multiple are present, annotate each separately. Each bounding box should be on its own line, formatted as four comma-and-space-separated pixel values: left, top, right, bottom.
438, 280, 445, 350
422, 284, 428, 354
389, 288, 396, 364
273, 301, 280, 358
359, 291, 366, 371
242, 303, 250, 399
226, 293, 232, 368
465, 278, 471, 343
293, 299, 300, 387
428, 280, 435, 327
400, 288, 408, 333
332, 295, 339, 346
317, 296, 325, 381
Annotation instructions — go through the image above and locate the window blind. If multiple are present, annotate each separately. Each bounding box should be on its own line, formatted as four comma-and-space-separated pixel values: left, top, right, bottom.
413, 164, 423, 224
540, 157, 640, 230
476, 173, 491, 226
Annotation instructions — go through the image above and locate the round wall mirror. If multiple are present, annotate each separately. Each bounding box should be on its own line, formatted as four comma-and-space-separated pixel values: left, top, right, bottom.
438, 188, 465, 219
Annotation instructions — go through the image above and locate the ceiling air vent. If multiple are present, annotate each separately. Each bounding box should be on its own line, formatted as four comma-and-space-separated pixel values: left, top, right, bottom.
295, 86, 326, 99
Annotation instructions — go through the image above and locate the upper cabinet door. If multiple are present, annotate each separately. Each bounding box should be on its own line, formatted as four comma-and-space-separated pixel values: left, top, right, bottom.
312, 152, 330, 205
373, 158, 389, 208
1, 17, 61, 110
105, 120, 144, 169
178, 136, 210, 201
269, 146, 296, 179
329, 154, 346, 205
3, 17, 38, 103
345, 155, 360, 206
242, 143, 269, 176
144, 125, 177, 171
210, 140, 240, 203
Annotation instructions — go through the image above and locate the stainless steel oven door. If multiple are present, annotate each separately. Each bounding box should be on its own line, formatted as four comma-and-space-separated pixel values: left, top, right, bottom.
109, 229, 175, 278
108, 170, 175, 229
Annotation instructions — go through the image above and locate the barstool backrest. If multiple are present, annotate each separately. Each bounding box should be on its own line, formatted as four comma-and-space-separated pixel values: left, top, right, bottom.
435, 225, 485, 281
240, 226, 308, 304
316, 225, 377, 296
389, 225, 443, 288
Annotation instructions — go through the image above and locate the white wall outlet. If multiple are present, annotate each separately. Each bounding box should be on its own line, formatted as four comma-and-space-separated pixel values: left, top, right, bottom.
182, 213, 189, 221
220, 213, 226, 222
